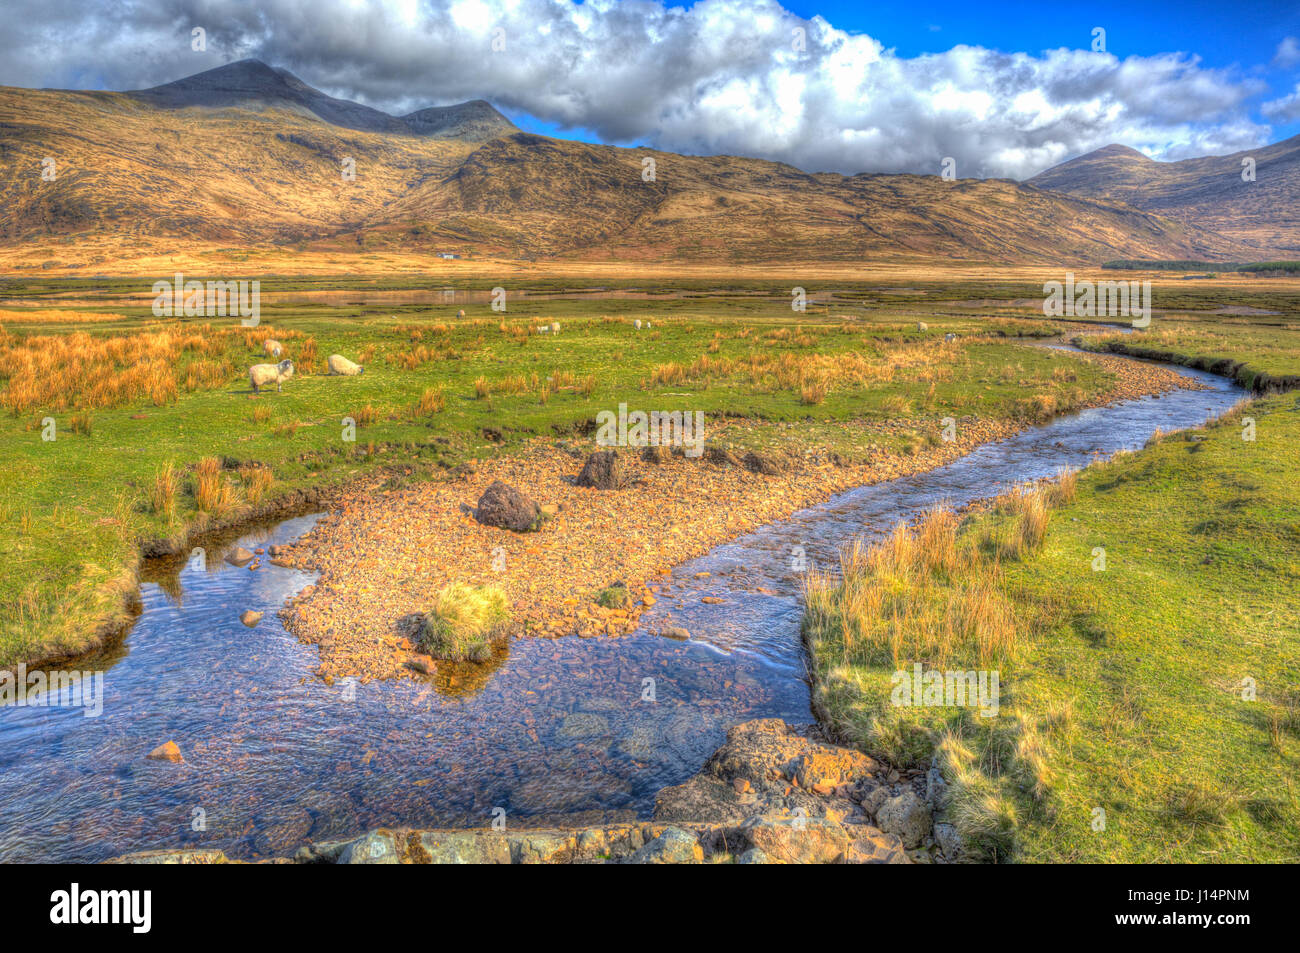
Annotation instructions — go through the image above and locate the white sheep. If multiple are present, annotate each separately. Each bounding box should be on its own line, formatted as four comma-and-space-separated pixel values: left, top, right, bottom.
537, 325, 551, 334
456, 309, 466, 320
263, 338, 283, 359
917, 321, 928, 332
326, 354, 364, 376
644, 321, 652, 329
249, 359, 294, 394
550, 321, 560, 333
944, 332, 957, 343
634, 319, 643, 330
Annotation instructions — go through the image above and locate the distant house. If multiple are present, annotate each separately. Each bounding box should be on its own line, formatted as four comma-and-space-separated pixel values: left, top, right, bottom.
437, 252, 460, 259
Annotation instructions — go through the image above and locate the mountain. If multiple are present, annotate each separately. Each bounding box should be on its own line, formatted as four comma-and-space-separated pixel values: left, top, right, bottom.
128, 59, 517, 140
1029, 137, 1300, 254
0, 62, 1261, 264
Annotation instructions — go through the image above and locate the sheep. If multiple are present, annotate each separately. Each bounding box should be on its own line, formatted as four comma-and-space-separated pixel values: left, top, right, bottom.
326, 354, 364, 376
634, 319, 643, 330
263, 338, 283, 359
537, 324, 551, 334
944, 332, 958, 343
917, 321, 928, 332
249, 359, 294, 394
456, 309, 466, 320
550, 321, 560, 333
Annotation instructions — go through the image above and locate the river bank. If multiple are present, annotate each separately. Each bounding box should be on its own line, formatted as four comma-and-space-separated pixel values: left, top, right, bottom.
279, 348, 1202, 683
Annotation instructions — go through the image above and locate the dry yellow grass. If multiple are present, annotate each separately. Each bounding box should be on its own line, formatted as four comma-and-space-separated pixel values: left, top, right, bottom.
414, 386, 446, 416
193, 456, 239, 515
805, 506, 1019, 669
238, 465, 274, 504
0, 309, 127, 324
0, 325, 234, 414
149, 462, 178, 519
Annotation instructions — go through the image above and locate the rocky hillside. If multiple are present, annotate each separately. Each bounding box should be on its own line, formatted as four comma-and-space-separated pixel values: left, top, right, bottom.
0, 62, 1259, 263
1029, 137, 1300, 255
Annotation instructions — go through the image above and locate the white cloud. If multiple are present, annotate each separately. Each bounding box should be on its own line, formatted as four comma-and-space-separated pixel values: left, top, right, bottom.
0, 0, 1277, 178
1275, 37, 1300, 70
1263, 84, 1300, 123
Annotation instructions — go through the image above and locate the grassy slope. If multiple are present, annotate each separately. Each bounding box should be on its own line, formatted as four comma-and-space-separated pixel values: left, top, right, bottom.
806, 321, 1300, 863
1, 288, 1108, 667
1006, 400, 1300, 862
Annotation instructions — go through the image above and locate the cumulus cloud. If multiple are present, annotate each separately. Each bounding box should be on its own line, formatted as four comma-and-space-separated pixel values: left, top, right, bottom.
0, 0, 1277, 178
1275, 37, 1300, 70
1263, 84, 1300, 123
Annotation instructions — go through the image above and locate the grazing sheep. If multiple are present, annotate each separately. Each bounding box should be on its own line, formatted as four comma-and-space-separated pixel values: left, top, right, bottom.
263, 338, 283, 359
644, 321, 652, 329
944, 332, 958, 343
537, 324, 551, 334
917, 321, 928, 332
249, 359, 294, 394
550, 321, 560, 333
326, 354, 364, 376
634, 319, 643, 330
456, 309, 466, 320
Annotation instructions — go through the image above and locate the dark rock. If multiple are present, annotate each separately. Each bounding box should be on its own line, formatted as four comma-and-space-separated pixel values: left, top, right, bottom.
575, 450, 625, 489
742, 451, 784, 475
704, 445, 742, 467
641, 445, 665, 464
475, 480, 542, 532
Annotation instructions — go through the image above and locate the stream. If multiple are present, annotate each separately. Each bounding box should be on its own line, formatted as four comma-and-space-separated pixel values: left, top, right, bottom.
0, 353, 1243, 862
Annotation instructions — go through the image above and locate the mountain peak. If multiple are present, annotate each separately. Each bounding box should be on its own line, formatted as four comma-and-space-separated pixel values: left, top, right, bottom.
126, 60, 516, 140
1087, 144, 1152, 161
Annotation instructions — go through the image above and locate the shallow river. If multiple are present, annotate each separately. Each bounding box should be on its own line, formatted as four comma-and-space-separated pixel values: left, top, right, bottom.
0, 354, 1242, 862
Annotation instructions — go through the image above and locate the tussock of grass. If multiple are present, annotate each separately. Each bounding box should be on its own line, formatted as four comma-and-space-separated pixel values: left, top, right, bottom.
594, 583, 631, 609
149, 462, 178, 519
418, 583, 511, 662
193, 456, 240, 516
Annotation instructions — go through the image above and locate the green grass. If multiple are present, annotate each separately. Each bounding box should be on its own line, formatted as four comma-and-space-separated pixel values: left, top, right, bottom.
418, 582, 512, 663
1077, 315, 1300, 391
0, 286, 1123, 667
805, 395, 1300, 862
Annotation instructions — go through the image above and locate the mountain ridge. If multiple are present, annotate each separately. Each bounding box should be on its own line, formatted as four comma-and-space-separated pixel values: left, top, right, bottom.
1029, 136, 1300, 253
0, 62, 1274, 264
126, 58, 518, 140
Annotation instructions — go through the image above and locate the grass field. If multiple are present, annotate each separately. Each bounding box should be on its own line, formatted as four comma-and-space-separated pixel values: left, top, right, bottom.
804, 315, 1300, 862
1, 279, 1128, 667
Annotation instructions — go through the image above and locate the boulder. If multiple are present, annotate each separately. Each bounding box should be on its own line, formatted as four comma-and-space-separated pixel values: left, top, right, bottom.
239, 610, 263, 628
105, 849, 229, 864
741, 815, 851, 864
841, 828, 910, 864
225, 546, 254, 567
627, 827, 702, 864
339, 830, 401, 864
475, 480, 542, 532
876, 790, 932, 849
147, 741, 183, 763
575, 450, 625, 490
